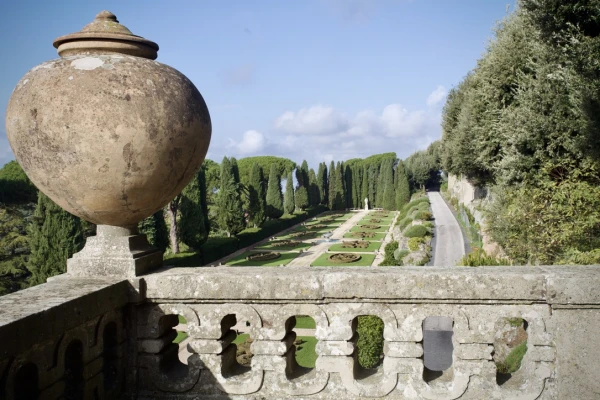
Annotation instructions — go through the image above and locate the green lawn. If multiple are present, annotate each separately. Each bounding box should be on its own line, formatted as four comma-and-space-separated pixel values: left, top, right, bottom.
343, 232, 386, 241
173, 331, 188, 344
350, 225, 389, 232
295, 336, 318, 368
311, 253, 376, 266
233, 333, 250, 345
164, 251, 204, 268
226, 251, 299, 266
328, 241, 382, 253
255, 241, 313, 251
294, 316, 316, 329
178, 315, 187, 324
368, 211, 395, 218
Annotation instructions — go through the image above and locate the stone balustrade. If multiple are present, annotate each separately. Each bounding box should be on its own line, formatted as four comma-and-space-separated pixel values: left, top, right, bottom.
3, 265, 599, 399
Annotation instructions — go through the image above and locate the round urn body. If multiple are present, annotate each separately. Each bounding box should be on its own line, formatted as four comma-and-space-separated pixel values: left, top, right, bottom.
6, 54, 211, 226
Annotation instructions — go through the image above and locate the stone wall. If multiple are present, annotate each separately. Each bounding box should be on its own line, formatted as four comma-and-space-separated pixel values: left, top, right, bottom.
2, 266, 600, 399
0, 276, 132, 399
131, 266, 600, 399
446, 174, 500, 255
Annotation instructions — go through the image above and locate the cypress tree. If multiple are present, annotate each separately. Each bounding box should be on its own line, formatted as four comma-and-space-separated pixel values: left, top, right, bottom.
344, 164, 353, 208
248, 163, 267, 227
328, 161, 336, 209
284, 170, 295, 214
295, 186, 309, 210
138, 210, 169, 252
217, 156, 245, 237
27, 193, 84, 285
299, 160, 309, 187
180, 169, 210, 249
333, 161, 346, 210
368, 165, 377, 208
395, 161, 410, 210
376, 161, 385, 208
308, 168, 320, 206
361, 165, 369, 208
382, 159, 396, 211
317, 162, 328, 206
266, 164, 284, 219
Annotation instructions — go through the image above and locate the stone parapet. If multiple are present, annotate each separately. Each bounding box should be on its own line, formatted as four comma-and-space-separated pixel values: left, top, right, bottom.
0, 276, 131, 399
2, 266, 600, 399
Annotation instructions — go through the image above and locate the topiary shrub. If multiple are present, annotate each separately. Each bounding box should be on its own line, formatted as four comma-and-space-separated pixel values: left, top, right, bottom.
397, 217, 413, 230
404, 225, 428, 238
394, 249, 409, 264
422, 221, 434, 229
408, 237, 422, 251
356, 315, 384, 369
413, 211, 432, 221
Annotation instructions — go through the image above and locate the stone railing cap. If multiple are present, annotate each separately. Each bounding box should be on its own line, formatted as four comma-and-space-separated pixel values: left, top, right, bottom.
53, 10, 159, 59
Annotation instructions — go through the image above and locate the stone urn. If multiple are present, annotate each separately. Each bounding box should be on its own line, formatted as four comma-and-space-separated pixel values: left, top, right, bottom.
5, 11, 212, 277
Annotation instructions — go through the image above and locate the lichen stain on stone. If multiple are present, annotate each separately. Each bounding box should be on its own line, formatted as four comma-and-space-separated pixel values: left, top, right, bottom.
71, 57, 105, 71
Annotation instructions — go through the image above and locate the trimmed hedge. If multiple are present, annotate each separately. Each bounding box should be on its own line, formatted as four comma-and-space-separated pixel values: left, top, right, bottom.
379, 241, 400, 266
404, 225, 428, 238
413, 211, 432, 221
394, 249, 409, 264
397, 217, 413, 230
201, 206, 327, 265
356, 316, 384, 368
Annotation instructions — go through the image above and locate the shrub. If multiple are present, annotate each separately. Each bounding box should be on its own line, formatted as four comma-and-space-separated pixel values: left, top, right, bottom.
397, 217, 413, 230
404, 225, 428, 238
457, 249, 511, 266
413, 211, 432, 221
394, 249, 409, 264
422, 221, 434, 229
356, 316, 384, 369
408, 237, 422, 251
379, 241, 400, 266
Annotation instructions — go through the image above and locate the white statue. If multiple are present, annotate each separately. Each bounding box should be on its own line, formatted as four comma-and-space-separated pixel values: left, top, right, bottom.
364, 197, 369, 210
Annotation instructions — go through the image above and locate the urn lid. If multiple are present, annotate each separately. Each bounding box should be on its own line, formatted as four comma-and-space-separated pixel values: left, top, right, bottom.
53, 11, 159, 60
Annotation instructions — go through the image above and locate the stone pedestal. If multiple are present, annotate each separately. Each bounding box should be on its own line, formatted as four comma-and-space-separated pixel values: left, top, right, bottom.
68, 225, 163, 278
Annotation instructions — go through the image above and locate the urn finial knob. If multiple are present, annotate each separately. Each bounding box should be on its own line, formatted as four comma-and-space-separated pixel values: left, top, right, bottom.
53, 10, 159, 59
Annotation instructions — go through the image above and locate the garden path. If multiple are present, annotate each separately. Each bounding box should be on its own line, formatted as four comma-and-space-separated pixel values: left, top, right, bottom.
428, 191, 465, 266
285, 210, 367, 267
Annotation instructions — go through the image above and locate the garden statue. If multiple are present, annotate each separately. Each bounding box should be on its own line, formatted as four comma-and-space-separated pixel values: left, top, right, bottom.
364, 197, 369, 210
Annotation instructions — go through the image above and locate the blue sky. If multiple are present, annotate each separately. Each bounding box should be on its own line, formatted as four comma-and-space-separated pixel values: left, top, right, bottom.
0, 0, 516, 169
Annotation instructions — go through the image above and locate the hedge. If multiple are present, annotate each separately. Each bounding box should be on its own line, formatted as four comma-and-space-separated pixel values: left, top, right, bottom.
413, 211, 432, 221
201, 205, 327, 265
356, 315, 384, 368
404, 225, 428, 238
397, 217, 413, 230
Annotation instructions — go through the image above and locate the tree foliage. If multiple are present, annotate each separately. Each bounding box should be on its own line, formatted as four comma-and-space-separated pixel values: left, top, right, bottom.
180, 168, 210, 250
440, 1, 600, 264
27, 193, 84, 285
266, 164, 284, 219
284, 170, 295, 215
0, 161, 38, 204
217, 157, 245, 236
248, 163, 267, 227
237, 156, 296, 185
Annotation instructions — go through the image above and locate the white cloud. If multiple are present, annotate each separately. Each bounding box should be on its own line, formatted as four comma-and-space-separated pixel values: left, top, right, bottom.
426, 85, 447, 107
274, 105, 348, 135
229, 130, 267, 155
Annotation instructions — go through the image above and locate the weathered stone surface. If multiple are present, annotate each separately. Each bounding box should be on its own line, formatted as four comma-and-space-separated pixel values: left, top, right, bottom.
384, 342, 423, 358
5, 12, 211, 228
0, 276, 129, 360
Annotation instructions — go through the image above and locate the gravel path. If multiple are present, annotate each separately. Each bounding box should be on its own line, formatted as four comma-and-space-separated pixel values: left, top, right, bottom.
428, 191, 465, 266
